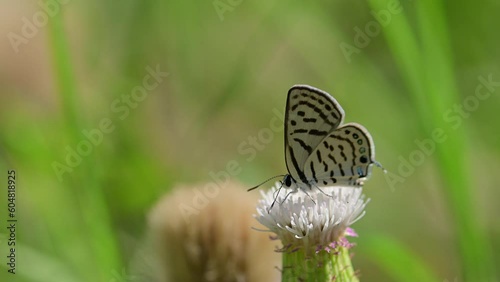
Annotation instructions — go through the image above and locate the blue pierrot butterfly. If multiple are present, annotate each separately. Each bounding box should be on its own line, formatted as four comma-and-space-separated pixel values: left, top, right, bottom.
249, 85, 382, 203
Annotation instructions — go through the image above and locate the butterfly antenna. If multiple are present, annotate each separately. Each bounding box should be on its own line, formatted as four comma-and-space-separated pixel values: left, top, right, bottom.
247, 175, 286, 192
373, 161, 387, 173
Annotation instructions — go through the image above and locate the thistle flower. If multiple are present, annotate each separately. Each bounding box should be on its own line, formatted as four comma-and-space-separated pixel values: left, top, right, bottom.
254, 182, 369, 281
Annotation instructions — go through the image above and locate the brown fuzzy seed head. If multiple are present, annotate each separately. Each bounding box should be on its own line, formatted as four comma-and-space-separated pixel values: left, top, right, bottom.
148, 181, 280, 282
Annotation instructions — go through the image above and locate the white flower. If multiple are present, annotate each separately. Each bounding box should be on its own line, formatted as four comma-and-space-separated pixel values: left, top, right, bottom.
255, 182, 369, 253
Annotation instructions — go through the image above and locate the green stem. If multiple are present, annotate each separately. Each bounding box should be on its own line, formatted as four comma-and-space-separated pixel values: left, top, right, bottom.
282, 245, 358, 282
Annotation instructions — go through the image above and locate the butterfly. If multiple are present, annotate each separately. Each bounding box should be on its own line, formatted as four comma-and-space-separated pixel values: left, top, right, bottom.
249, 85, 382, 198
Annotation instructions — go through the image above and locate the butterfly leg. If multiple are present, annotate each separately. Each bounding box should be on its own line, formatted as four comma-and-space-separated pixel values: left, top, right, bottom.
279, 190, 296, 206
300, 189, 316, 205
311, 183, 333, 198
268, 182, 285, 212
316, 186, 332, 198
272, 181, 284, 199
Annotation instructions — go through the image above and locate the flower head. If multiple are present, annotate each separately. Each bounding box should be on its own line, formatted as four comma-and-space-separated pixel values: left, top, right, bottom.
148, 181, 281, 281
255, 182, 369, 254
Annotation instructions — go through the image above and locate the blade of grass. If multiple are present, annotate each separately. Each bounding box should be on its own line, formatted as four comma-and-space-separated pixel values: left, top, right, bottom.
363, 235, 441, 282
367, 0, 495, 280
415, 1, 495, 281
0, 243, 80, 282
367, 0, 430, 130
47, 9, 122, 281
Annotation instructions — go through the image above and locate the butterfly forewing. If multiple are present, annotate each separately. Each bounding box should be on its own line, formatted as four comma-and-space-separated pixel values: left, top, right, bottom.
284, 85, 345, 185
303, 123, 376, 186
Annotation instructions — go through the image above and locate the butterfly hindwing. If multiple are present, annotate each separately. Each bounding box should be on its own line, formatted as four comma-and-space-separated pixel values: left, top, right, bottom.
284, 85, 345, 184
303, 123, 376, 186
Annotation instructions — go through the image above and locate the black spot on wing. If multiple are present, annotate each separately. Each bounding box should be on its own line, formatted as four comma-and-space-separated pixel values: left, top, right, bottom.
292, 129, 308, 134
338, 145, 347, 161
288, 146, 308, 184
340, 151, 347, 161
360, 156, 368, 163
316, 150, 322, 163
348, 176, 354, 185
310, 162, 318, 183
303, 118, 317, 123
295, 101, 336, 126
328, 154, 337, 165
309, 129, 328, 136
333, 133, 358, 176
293, 138, 313, 154
331, 133, 357, 164
338, 163, 345, 176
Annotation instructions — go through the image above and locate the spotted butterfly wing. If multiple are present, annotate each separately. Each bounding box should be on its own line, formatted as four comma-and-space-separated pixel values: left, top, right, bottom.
284, 85, 377, 190
303, 123, 375, 186
284, 85, 344, 186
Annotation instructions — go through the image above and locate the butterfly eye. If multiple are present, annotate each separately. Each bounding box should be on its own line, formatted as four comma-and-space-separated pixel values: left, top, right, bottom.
284, 175, 292, 187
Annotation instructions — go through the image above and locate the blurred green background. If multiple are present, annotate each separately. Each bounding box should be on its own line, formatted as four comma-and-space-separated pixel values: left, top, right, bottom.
1, 0, 499, 281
